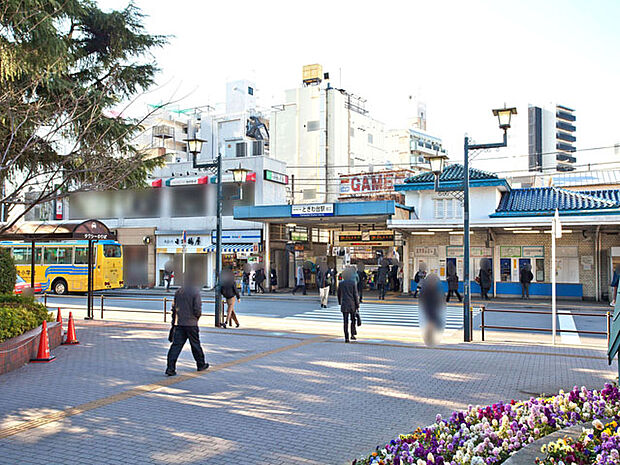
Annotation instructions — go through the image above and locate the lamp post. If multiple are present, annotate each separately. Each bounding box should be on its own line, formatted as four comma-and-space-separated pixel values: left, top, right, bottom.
184, 133, 224, 328
426, 106, 516, 342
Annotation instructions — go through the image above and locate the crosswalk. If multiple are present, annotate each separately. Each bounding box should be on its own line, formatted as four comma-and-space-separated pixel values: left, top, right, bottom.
284, 303, 479, 329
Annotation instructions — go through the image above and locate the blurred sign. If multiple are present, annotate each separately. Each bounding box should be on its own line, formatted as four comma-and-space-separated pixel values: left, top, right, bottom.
212, 229, 262, 244
414, 246, 438, 257
500, 246, 521, 258
522, 246, 544, 258
291, 204, 334, 217
264, 170, 288, 185
55, 199, 63, 220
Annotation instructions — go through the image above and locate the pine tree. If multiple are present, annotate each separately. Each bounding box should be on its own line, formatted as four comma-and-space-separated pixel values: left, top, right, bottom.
0, 1, 168, 229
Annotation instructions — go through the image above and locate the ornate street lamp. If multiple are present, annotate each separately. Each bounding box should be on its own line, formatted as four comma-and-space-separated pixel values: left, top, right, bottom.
427, 106, 517, 343
183, 136, 207, 158
227, 164, 251, 200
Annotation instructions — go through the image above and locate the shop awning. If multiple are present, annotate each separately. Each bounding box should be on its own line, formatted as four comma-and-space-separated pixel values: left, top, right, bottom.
206, 244, 255, 253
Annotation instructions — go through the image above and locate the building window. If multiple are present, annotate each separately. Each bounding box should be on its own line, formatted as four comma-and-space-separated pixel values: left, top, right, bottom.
248, 86, 254, 95
252, 140, 263, 156
236, 142, 247, 157
350, 127, 355, 137
307, 120, 320, 132
368, 133, 373, 144
434, 198, 463, 219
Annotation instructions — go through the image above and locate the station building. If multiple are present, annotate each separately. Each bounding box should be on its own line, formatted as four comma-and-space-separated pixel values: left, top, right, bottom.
391, 164, 620, 301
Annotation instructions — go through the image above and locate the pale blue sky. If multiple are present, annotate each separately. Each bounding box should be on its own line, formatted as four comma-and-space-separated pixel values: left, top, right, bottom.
100, 0, 620, 171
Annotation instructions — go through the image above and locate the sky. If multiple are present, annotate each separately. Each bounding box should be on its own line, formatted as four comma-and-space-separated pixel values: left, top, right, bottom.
100, 0, 620, 171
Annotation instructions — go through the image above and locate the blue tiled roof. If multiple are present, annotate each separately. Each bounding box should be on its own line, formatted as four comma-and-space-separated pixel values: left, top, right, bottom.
403, 164, 499, 184
495, 187, 620, 215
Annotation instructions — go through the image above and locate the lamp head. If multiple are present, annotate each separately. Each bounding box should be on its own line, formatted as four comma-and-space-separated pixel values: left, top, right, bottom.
424, 151, 449, 176
183, 136, 206, 155
227, 163, 251, 183
492, 106, 518, 130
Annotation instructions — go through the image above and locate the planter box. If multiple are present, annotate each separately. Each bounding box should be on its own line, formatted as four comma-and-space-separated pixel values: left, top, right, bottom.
0, 321, 62, 375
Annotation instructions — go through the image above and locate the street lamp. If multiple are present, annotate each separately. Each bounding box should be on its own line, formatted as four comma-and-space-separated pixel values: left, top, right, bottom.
424, 150, 450, 190
185, 131, 225, 328
428, 106, 516, 342
226, 164, 251, 200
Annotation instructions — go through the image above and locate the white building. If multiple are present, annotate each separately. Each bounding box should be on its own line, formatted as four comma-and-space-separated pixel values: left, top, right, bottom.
270, 65, 388, 203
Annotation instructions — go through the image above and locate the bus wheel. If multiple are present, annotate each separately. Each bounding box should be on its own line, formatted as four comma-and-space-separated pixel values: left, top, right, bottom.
52, 278, 68, 295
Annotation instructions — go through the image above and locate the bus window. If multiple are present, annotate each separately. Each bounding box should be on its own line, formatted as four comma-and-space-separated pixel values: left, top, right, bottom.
12, 247, 42, 264
57, 247, 72, 264
103, 244, 122, 258
44, 247, 73, 264
74, 247, 88, 264
12, 247, 30, 264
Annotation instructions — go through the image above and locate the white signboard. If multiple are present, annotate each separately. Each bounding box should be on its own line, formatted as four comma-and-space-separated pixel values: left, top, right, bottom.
414, 246, 438, 257
291, 204, 334, 217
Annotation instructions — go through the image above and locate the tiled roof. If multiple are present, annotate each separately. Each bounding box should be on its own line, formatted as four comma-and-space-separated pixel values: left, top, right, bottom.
495, 187, 620, 214
550, 170, 620, 188
403, 164, 499, 184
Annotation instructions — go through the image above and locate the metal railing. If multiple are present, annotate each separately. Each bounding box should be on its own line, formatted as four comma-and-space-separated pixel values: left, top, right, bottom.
42, 293, 215, 322
479, 305, 611, 343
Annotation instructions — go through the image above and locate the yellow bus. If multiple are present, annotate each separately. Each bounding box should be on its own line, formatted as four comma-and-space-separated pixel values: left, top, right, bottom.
0, 240, 124, 294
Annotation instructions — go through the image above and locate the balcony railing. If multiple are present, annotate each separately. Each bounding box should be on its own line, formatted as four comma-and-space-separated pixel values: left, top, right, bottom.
556, 142, 576, 152
556, 132, 576, 143
556, 111, 576, 122
556, 121, 576, 132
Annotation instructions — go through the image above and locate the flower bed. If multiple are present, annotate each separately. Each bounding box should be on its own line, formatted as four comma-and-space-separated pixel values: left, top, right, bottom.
535, 419, 620, 465
352, 385, 620, 465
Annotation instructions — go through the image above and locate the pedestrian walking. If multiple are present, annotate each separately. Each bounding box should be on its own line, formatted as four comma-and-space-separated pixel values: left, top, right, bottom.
165, 276, 208, 376
241, 269, 251, 296
377, 258, 390, 300
412, 264, 427, 298
419, 273, 445, 346
317, 264, 331, 308
220, 269, 240, 328
519, 263, 534, 299
269, 268, 277, 293
446, 262, 462, 302
329, 267, 337, 295
478, 258, 492, 300
389, 263, 399, 292
292, 265, 306, 295
356, 263, 366, 303
397, 266, 404, 292
255, 268, 266, 293
611, 264, 620, 306
337, 268, 359, 343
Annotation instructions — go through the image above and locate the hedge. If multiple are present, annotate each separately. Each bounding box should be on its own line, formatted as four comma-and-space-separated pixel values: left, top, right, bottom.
0, 295, 53, 343
0, 249, 16, 294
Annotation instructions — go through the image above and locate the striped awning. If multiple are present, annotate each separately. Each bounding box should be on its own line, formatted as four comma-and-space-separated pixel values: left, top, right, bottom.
206, 244, 255, 253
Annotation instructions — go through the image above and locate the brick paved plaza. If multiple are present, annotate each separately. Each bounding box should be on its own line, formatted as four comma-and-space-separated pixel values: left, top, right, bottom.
0, 320, 616, 465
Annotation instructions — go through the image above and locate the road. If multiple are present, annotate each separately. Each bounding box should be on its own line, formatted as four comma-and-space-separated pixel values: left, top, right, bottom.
39, 289, 611, 344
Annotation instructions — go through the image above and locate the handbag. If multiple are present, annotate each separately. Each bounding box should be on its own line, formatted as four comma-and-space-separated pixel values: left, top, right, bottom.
355, 310, 362, 327
168, 304, 177, 342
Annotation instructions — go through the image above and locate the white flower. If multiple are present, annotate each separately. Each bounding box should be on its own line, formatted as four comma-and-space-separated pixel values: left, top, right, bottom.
592, 419, 604, 430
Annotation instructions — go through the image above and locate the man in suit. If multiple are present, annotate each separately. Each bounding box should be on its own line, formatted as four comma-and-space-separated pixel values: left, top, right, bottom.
338, 268, 360, 343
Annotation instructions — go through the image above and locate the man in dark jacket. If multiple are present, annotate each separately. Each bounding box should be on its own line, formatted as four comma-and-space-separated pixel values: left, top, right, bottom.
376, 259, 389, 300
519, 263, 534, 299
165, 280, 208, 376
478, 258, 492, 300
338, 269, 359, 343
446, 262, 462, 302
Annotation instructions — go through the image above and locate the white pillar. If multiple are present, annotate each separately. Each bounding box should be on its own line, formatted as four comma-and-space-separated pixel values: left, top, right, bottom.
264, 222, 270, 291
403, 233, 410, 293
551, 218, 557, 345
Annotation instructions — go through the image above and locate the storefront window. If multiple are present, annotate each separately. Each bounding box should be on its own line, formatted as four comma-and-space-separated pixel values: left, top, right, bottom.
171, 185, 206, 217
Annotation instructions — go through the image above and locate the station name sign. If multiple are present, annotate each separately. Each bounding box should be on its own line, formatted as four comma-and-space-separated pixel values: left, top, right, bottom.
291, 204, 334, 217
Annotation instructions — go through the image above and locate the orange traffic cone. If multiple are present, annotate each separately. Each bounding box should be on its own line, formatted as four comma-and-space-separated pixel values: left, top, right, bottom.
56, 308, 62, 324
62, 312, 79, 345
31, 320, 55, 363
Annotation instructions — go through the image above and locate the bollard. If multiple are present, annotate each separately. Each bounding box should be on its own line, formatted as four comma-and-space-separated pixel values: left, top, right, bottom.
44, 293, 48, 307
469, 306, 474, 341
163, 297, 167, 323
481, 305, 485, 341
100, 295, 104, 319
607, 311, 611, 346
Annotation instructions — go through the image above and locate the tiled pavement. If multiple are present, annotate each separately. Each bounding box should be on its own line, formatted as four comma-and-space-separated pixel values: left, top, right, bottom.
0, 321, 616, 465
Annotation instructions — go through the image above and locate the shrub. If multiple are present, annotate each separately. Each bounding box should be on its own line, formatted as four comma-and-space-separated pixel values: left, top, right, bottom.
0, 295, 53, 343
0, 248, 16, 294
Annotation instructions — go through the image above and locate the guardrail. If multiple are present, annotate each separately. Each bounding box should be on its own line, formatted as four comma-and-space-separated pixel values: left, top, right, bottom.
41, 293, 215, 322
479, 305, 611, 343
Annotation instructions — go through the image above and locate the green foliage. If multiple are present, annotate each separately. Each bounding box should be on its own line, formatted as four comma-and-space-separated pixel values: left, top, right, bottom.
0, 249, 16, 294
0, 295, 53, 343
0, 0, 167, 227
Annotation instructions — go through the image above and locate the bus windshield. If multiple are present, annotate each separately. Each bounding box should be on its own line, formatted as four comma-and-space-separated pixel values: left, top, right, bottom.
103, 244, 122, 258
